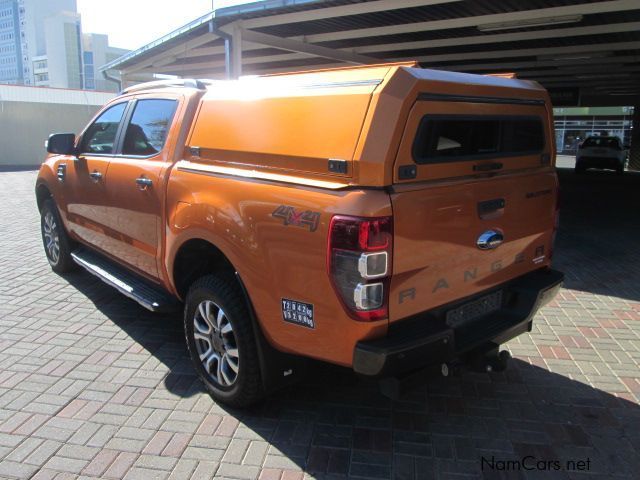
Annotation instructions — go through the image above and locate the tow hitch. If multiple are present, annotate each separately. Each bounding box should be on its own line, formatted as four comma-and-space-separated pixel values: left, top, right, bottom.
378, 346, 512, 400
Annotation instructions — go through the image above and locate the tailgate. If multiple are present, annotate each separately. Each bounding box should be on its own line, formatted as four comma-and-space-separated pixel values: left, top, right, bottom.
389, 98, 557, 322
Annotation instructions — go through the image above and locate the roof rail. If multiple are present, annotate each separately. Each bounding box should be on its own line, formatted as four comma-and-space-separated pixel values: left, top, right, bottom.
121, 78, 211, 95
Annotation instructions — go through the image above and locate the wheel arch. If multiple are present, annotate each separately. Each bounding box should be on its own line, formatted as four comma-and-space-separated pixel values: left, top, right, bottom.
35, 181, 52, 212
172, 236, 308, 395
171, 237, 240, 301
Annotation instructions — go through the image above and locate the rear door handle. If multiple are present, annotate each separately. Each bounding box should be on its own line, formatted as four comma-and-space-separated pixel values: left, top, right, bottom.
473, 162, 503, 172
89, 171, 102, 182
136, 177, 153, 189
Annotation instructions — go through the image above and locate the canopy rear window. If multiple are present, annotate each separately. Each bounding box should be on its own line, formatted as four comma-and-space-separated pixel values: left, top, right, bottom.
413, 115, 544, 164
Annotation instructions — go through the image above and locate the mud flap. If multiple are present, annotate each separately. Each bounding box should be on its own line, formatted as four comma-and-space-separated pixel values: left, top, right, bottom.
235, 273, 308, 394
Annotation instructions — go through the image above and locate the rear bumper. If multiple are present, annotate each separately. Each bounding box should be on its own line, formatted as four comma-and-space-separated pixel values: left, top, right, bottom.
576, 156, 623, 169
353, 268, 563, 376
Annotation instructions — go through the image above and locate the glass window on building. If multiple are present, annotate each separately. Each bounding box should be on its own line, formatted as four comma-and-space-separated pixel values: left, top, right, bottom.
554, 107, 634, 155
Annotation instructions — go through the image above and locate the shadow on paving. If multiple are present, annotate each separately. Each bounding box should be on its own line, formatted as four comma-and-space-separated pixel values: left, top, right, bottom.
61, 270, 640, 479
555, 168, 640, 302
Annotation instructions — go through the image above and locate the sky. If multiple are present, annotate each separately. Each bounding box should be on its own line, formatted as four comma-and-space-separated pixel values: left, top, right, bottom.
77, 0, 253, 51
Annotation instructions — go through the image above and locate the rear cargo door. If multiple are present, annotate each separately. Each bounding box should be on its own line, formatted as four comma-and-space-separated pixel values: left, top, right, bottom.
389, 97, 557, 322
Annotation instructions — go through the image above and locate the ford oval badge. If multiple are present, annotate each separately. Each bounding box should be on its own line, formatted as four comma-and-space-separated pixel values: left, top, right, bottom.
477, 230, 504, 250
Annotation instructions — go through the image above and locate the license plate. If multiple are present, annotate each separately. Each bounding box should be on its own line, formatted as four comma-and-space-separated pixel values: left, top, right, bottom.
446, 291, 502, 328
593, 149, 606, 154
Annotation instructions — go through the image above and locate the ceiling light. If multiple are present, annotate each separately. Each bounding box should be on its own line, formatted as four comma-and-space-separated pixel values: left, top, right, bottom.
478, 15, 583, 32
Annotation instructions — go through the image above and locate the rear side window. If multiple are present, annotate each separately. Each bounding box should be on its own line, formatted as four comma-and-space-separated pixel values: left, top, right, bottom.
122, 99, 177, 157
413, 115, 544, 164
80, 102, 127, 154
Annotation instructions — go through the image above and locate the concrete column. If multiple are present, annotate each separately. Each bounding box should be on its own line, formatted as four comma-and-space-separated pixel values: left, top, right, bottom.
629, 106, 640, 171
224, 38, 232, 79
231, 24, 243, 79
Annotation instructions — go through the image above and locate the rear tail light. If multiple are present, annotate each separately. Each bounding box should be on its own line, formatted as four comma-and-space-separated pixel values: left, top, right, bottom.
328, 216, 393, 321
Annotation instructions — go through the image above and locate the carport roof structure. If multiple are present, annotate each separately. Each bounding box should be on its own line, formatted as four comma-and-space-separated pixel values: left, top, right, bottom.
101, 0, 640, 105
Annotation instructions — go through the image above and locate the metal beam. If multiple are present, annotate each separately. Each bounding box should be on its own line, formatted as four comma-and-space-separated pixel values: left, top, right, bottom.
512, 65, 640, 79
522, 73, 640, 83
182, 54, 640, 79
155, 40, 640, 73
123, 32, 218, 75
148, 40, 640, 75
406, 41, 640, 65
434, 56, 640, 73
541, 78, 640, 88
176, 21, 640, 63
241, 0, 461, 29
292, 0, 640, 44
352, 21, 640, 55
234, 27, 378, 65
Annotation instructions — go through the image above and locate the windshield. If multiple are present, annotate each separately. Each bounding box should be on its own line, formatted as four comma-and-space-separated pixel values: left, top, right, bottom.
583, 137, 620, 149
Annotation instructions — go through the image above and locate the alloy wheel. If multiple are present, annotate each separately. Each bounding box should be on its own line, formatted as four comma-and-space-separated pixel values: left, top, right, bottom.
192, 300, 240, 387
43, 211, 60, 265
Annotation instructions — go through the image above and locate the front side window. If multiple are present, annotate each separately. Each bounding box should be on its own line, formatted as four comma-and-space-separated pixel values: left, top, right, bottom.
413, 115, 544, 164
80, 102, 127, 154
122, 99, 177, 157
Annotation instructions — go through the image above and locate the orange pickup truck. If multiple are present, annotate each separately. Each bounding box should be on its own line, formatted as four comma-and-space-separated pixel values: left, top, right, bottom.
36, 63, 563, 406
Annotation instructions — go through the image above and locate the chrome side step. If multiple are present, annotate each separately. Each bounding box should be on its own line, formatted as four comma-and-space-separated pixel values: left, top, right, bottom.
71, 247, 180, 313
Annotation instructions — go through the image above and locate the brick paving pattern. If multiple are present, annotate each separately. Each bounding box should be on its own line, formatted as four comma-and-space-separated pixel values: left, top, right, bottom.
0, 169, 638, 479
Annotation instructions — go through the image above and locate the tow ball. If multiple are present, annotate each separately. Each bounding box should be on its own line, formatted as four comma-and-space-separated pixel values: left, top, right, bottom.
378, 348, 512, 400
463, 348, 512, 374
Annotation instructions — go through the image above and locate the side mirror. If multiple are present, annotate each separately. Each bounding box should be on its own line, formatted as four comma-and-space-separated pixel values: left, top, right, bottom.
46, 133, 77, 155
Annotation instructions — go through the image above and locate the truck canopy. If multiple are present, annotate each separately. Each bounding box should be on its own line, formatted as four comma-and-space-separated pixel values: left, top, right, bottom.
186, 63, 552, 188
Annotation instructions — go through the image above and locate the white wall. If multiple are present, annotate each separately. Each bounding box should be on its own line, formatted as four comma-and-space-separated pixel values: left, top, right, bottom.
0, 84, 114, 167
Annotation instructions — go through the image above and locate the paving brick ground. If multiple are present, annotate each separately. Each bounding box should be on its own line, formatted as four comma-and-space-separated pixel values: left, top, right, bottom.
0, 168, 639, 480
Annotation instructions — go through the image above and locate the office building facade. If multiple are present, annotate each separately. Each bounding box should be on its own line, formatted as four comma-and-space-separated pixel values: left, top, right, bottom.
0, 0, 126, 90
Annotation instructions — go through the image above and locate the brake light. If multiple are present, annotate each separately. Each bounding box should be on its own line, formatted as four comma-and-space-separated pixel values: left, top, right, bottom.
328, 216, 393, 321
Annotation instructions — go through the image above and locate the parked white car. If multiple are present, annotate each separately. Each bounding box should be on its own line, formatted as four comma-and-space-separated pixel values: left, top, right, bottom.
575, 136, 628, 175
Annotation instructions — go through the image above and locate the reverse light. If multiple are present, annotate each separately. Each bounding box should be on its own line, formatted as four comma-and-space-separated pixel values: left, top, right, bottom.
328, 216, 393, 321
358, 252, 388, 279
354, 282, 384, 310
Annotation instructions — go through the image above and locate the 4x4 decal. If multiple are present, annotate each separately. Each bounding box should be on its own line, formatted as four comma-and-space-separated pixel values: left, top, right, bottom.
272, 205, 320, 232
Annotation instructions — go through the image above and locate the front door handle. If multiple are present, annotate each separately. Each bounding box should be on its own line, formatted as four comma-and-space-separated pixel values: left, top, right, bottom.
136, 177, 153, 189
89, 171, 102, 182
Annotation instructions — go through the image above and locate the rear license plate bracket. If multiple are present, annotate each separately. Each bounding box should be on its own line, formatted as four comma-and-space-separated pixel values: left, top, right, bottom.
446, 290, 502, 328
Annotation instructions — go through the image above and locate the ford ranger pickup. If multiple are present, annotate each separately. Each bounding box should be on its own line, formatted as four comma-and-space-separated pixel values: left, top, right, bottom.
36, 63, 563, 406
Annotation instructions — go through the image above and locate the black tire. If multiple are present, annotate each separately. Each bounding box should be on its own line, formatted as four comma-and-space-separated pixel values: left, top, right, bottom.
184, 274, 263, 407
40, 198, 76, 273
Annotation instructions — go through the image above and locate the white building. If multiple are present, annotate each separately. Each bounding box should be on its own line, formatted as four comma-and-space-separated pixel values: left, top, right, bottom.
18, 0, 77, 85
82, 33, 128, 91
1, 0, 127, 90
42, 10, 83, 89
